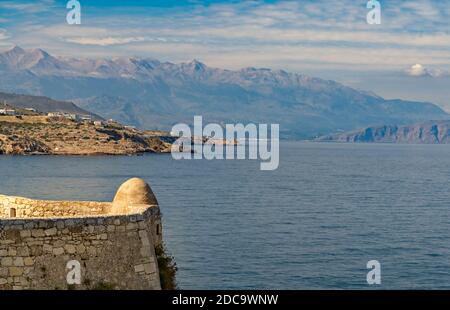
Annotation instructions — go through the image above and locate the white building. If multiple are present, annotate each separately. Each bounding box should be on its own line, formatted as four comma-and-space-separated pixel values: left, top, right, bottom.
80, 115, 92, 121
0, 109, 16, 116
47, 112, 64, 117
47, 112, 81, 121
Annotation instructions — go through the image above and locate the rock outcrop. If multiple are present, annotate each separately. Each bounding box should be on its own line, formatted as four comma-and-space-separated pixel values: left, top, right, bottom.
316, 120, 450, 144
0, 135, 49, 155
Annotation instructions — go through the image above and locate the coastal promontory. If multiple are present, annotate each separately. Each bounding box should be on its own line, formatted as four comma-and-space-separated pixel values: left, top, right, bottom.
0, 115, 172, 155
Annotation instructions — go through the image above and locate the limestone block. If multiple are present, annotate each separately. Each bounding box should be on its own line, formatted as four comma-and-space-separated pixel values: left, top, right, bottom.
19, 230, 31, 238
64, 245, 76, 254
76, 244, 86, 254
134, 264, 145, 273
0, 240, 14, 245
23, 258, 34, 266
9, 267, 23, 277
43, 244, 52, 253
53, 240, 64, 247
126, 223, 138, 231
17, 247, 29, 257
31, 229, 45, 238
45, 228, 57, 236
53, 247, 64, 256
56, 221, 65, 230
13, 258, 24, 267
0, 267, 8, 277
143, 263, 155, 274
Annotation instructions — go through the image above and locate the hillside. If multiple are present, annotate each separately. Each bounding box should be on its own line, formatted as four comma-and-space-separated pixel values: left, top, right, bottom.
316, 120, 450, 144
0, 45, 448, 139
0, 91, 100, 119
0, 115, 171, 155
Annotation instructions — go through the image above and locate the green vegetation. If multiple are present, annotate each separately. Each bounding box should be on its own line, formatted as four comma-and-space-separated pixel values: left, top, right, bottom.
91, 282, 116, 290
155, 244, 177, 290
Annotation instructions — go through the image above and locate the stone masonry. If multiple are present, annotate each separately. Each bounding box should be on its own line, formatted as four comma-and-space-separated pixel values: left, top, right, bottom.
0, 178, 163, 290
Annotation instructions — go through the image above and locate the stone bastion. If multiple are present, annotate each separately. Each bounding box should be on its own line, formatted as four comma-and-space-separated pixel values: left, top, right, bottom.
0, 178, 163, 290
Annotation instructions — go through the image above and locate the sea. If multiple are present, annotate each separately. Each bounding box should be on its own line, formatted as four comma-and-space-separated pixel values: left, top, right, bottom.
1, 142, 449, 289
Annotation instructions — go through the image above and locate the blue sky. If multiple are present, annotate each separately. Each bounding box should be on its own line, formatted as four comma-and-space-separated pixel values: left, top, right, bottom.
0, 0, 449, 110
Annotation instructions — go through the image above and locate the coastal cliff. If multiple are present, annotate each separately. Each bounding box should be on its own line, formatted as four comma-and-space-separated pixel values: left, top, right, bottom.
316, 120, 450, 144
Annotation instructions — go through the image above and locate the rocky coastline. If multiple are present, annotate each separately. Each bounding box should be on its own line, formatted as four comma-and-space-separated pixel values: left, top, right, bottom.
0, 115, 172, 155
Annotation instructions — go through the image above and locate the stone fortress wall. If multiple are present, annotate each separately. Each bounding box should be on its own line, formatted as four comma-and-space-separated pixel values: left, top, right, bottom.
0, 178, 163, 290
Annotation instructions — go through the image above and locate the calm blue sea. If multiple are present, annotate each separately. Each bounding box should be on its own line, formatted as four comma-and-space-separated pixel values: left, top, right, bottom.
1, 142, 449, 289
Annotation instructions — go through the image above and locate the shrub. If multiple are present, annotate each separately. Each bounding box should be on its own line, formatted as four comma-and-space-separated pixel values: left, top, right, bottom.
91, 282, 116, 290
155, 244, 178, 290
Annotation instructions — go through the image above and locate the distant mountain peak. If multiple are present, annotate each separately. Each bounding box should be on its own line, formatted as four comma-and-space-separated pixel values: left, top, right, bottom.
6, 44, 25, 54
187, 59, 207, 71
0, 45, 68, 72
190, 59, 204, 64
30, 48, 49, 57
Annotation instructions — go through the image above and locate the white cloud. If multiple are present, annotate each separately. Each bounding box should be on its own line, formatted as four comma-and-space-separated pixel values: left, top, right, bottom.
65, 36, 146, 46
401, 0, 442, 21
0, 0, 55, 14
406, 64, 450, 78
407, 64, 430, 77
0, 29, 10, 40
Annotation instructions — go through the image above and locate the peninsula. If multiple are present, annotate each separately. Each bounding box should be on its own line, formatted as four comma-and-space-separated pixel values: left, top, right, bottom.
0, 114, 172, 155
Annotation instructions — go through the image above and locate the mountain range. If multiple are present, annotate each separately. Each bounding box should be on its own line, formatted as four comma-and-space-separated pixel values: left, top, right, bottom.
0, 45, 448, 138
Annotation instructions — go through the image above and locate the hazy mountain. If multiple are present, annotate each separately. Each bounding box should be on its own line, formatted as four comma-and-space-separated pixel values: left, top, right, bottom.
0, 45, 448, 138
0, 45, 72, 73
316, 120, 450, 144
0, 92, 101, 119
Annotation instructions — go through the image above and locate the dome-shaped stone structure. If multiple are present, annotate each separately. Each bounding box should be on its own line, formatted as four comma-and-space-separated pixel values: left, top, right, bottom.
112, 178, 158, 214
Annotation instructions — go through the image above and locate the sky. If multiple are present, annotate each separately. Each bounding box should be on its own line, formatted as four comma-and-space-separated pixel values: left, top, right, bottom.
0, 0, 449, 110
